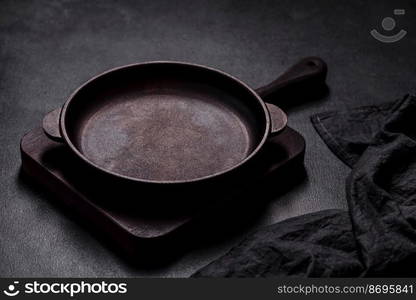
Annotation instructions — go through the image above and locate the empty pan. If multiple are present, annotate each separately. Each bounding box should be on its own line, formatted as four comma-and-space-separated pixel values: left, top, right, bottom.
43, 57, 327, 206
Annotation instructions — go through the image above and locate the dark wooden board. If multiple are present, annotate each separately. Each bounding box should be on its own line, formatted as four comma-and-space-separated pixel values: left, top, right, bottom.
20, 126, 305, 260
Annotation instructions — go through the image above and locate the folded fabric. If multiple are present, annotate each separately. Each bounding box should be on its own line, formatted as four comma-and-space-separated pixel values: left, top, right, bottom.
193, 94, 416, 277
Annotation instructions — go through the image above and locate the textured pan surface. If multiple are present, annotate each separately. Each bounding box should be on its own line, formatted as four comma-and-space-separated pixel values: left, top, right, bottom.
80, 91, 254, 181
64, 64, 267, 181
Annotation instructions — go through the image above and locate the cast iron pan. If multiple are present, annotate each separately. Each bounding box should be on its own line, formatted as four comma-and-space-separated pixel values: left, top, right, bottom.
43, 57, 327, 207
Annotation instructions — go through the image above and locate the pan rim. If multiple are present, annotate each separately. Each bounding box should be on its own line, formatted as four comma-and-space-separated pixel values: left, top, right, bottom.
59, 61, 272, 184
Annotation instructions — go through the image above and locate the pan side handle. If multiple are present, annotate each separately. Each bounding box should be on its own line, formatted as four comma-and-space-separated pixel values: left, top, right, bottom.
265, 103, 287, 136
43, 108, 64, 142
255, 56, 327, 107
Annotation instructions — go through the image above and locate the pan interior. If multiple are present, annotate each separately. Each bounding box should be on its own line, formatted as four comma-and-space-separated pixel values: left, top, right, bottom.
64, 64, 267, 182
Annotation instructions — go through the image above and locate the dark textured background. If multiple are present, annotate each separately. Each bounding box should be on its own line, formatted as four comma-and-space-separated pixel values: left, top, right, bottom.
1, 0, 415, 277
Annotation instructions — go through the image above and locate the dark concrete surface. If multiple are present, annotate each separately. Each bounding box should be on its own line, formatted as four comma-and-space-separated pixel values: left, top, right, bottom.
1, 0, 415, 277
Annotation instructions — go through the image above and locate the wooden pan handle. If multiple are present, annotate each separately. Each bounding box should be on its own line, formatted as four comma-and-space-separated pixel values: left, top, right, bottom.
255, 57, 327, 105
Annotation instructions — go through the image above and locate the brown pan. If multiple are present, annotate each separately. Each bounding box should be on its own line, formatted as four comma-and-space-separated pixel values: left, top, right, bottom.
43, 57, 327, 208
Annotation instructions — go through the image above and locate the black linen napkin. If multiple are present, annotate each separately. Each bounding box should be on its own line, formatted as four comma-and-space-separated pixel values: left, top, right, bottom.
193, 94, 416, 277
